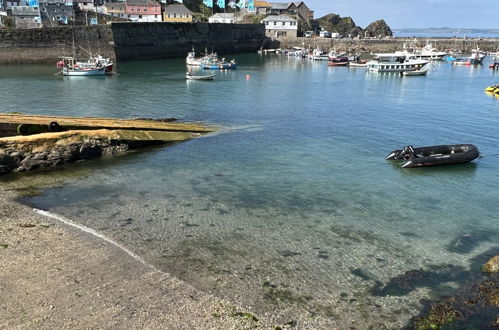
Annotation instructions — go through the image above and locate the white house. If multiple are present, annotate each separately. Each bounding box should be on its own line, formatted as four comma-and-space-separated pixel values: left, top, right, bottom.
208, 13, 235, 24
262, 14, 297, 38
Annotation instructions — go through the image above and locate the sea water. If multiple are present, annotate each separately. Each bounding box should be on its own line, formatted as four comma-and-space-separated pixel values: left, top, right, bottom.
2, 55, 499, 328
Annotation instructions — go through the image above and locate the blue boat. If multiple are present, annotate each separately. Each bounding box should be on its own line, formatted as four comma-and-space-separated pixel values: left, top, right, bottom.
200, 55, 237, 70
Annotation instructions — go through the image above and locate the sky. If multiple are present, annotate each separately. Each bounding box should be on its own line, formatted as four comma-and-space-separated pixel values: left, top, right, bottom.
305, 0, 499, 29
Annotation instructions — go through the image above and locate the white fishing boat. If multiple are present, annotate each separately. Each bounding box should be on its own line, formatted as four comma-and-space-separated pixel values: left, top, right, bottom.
402, 63, 429, 76
367, 53, 430, 73
186, 51, 202, 66
309, 48, 329, 61
287, 47, 306, 57
467, 46, 486, 64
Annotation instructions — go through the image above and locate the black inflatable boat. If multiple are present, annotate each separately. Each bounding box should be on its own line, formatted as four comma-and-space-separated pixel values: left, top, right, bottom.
385, 144, 480, 168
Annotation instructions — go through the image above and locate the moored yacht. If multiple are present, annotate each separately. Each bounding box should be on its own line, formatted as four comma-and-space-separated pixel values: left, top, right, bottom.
367, 53, 430, 73
414, 43, 447, 60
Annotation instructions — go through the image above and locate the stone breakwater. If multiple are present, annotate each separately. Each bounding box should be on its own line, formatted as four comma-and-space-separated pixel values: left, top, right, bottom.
269, 37, 499, 54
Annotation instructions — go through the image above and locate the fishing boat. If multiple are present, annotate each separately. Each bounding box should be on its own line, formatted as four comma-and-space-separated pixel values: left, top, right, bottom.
385, 144, 480, 168
186, 51, 202, 67
309, 48, 329, 61
328, 53, 349, 66
367, 53, 430, 73
286, 47, 306, 57
402, 63, 429, 76
186, 72, 215, 80
200, 56, 237, 70
467, 47, 486, 64
58, 56, 109, 76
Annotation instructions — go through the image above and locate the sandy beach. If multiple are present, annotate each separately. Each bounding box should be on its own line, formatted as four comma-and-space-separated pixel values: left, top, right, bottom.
0, 188, 272, 329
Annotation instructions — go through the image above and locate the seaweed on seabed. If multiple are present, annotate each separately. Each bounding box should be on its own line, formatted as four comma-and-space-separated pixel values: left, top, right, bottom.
410, 278, 499, 330
370, 265, 468, 297
408, 249, 499, 329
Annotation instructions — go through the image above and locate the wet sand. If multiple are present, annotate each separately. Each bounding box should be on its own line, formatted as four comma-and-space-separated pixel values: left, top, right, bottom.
0, 188, 270, 329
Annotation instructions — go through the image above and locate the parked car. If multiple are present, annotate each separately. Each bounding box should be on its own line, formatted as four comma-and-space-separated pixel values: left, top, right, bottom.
319, 31, 332, 38
304, 31, 314, 38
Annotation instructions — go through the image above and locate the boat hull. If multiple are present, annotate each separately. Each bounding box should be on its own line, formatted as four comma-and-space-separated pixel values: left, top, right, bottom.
63, 67, 107, 76
186, 74, 215, 80
367, 59, 430, 73
201, 63, 237, 70
328, 61, 349, 67
386, 144, 480, 168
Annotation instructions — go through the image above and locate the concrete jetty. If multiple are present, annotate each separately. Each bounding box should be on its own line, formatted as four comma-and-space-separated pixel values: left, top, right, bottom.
0, 114, 217, 175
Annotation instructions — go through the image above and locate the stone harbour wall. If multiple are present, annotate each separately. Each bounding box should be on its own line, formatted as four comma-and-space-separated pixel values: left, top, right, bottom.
0, 22, 266, 63
111, 22, 266, 61
0, 25, 115, 64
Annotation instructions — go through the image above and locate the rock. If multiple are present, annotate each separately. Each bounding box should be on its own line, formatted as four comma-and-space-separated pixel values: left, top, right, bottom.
483, 255, 499, 274
314, 13, 362, 37
364, 19, 393, 38
413, 302, 460, 330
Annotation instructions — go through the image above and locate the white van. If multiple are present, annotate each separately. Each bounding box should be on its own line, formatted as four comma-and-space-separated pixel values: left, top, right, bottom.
319, 31, 332, 38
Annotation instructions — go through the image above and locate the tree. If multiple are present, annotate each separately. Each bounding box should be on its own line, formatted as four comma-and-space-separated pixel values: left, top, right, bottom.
3, 16, 15, 29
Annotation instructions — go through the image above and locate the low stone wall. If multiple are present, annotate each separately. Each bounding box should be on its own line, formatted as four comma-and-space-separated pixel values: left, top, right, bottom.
0, 26, 115, 64
111, 22, 266, 61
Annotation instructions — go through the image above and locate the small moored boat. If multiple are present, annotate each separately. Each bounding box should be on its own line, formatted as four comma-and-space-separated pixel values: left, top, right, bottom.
186, 72, 215, 80
348, 61, 368, 68
402, 63, 429, 76
386, 144, 480, 168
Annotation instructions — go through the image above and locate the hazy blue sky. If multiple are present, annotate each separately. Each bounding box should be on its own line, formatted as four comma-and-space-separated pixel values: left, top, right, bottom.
306, 0, 499, 29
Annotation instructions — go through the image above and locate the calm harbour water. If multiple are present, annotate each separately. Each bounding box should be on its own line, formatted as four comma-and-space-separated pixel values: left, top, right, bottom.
2, 55, 499, 328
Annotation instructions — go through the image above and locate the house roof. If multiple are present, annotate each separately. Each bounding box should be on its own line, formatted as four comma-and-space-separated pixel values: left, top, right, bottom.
126, 0, 159, 6
11, 5, 39, 15
209, 13, 235, 19
270, 1, 309, 10
254, 1, 271, 7
262, 14, 296, 22
164, 3, 192, 14
104, 2, 125, 10
270, 2, 289, 10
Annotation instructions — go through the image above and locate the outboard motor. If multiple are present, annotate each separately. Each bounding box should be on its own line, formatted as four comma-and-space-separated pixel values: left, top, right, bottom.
400, 145, 414, 160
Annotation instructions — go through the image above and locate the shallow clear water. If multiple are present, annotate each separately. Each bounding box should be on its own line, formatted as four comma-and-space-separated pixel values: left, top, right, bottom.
2, 55, 499, 328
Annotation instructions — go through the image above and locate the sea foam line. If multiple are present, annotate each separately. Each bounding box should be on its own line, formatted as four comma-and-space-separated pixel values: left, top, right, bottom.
34, 209, 157, 271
